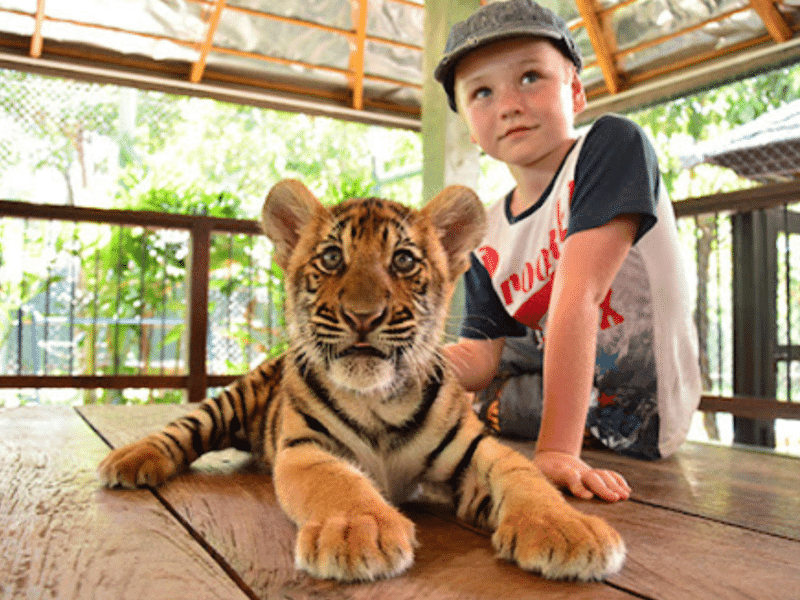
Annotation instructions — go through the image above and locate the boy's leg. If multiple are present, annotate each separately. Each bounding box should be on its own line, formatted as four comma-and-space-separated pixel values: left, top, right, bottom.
476, 329, 544, 440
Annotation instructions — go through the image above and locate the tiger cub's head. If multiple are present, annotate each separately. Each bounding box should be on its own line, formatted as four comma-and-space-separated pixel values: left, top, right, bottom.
262, 179, 486, 396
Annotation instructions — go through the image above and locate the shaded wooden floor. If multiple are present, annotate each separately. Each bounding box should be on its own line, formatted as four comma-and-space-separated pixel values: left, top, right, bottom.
2, 404, 799, 600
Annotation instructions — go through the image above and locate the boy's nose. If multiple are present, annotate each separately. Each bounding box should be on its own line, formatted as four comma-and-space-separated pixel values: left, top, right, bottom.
498, 86, 524, 118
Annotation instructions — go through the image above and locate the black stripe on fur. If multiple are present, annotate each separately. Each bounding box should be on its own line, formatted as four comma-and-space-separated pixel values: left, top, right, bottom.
424, 418, 461, 469
448, 433, 486, 502
387, 365, 443, 448
299, 410, 333, 439
301, 367, 380, 447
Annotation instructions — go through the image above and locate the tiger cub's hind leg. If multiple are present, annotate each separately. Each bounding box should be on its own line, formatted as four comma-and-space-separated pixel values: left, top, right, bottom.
457, 434, 625, 581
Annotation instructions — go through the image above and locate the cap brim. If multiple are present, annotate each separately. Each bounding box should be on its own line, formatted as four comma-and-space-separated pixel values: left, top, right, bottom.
434, 27, 564, 83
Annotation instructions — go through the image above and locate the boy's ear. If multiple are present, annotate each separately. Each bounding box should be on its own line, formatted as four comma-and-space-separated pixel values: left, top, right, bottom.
571, 69, 586, 115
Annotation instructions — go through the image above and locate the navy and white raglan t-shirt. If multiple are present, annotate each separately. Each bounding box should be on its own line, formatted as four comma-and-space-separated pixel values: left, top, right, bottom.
461, 114, 701, 459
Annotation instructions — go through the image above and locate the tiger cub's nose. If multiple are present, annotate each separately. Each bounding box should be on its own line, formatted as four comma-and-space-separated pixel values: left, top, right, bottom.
342, 306, 387, 335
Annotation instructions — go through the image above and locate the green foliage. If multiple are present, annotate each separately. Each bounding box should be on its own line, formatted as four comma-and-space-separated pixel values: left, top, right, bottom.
628, 64, 800, 199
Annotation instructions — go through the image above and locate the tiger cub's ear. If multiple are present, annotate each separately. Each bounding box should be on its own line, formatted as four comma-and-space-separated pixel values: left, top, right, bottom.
422, 185, 487, 280
262, 179, 322, 271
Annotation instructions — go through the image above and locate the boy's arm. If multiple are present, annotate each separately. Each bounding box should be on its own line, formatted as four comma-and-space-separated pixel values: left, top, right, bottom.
535, 214, 639, 503
443, 337, 505, 392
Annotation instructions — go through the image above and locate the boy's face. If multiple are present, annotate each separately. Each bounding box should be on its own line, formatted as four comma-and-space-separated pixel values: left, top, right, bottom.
453, 37, 586, 170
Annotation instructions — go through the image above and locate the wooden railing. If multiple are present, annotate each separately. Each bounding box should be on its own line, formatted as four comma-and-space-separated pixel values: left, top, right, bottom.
0, 200, 260, 402
1, 180, 799, 418
673, 180, 800, 420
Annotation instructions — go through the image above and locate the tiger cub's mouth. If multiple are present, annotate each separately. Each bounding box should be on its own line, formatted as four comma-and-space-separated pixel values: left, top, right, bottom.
338, 344, 389, 359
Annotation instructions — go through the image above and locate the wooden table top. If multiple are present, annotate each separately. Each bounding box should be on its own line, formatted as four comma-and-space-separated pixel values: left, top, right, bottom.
2, 404, 799, 600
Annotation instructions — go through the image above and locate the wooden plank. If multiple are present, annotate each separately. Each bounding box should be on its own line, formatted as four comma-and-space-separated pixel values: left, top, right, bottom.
516, 440, 800, 541
0, 406, 250, 600
80, 405, 635, 599
503, 438, 800, 541
425, 497, 800, 600
574, 499, 800, 600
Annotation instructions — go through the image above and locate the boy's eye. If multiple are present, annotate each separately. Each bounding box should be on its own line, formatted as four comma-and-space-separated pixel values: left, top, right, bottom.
473, 86, 492, 100
521, 71, 539, 85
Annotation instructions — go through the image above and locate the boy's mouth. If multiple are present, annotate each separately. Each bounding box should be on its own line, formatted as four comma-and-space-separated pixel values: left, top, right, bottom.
501, 125, 533, 139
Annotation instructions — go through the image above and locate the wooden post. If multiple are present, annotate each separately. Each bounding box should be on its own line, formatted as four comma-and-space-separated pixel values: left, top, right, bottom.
422, 0, 481, 202
732, 209, 778, 447
187, 219, 211, 403
422, 0, 481, 338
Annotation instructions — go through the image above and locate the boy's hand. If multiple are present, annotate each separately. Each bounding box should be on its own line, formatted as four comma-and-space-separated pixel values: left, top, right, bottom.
533, 451, 630, 503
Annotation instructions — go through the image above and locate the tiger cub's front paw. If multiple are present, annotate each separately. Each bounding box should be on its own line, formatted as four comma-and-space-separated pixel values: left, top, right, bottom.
295, 509, 417, 582
98, 439, 177, 489
493, 506, 625, 582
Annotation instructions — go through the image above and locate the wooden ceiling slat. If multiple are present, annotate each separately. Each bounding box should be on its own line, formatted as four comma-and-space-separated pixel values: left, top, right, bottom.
574, 0, 622, 94
749, 0, 794, 43
614, 6, 751, 60
212, 44, 350, 76
187, 0, 423, 52
30, 0, 45, 58
18, 14, 199, 50
625, 34, 774, 88
350, 0, 368, 110
190, 0, 226, 83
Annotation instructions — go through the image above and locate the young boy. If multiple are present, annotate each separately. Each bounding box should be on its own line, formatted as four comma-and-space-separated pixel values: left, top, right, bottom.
435, 0, 701, 503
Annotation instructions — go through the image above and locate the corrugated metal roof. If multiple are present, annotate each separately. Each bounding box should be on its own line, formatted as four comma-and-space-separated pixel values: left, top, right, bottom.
0, 0, 799, 128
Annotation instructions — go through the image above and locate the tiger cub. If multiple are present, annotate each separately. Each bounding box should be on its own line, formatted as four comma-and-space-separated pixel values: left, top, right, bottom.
99, 179, 625, 582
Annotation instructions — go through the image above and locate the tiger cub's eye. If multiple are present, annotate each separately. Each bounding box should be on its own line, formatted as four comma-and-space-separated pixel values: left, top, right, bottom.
392, 249, 417, 273
320, 246, 343, 271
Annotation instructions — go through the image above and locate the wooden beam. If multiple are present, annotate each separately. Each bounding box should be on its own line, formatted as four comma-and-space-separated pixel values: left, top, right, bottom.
190, 0, 226, 84
30, 0, 45, 58
700, 395, 800, 420
350, 0, 369, 110
672, 179, 800, 218
749, 0, 793, 43
574, 0, 622, 94
0, 375, 187, 389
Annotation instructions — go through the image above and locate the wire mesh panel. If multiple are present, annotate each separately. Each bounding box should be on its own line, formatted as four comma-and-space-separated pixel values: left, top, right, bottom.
0, 215, 190, 404
676, 212, 735, 398
207, 231, 285, 375
0, 217, 188, 376
777, 212, 800, 402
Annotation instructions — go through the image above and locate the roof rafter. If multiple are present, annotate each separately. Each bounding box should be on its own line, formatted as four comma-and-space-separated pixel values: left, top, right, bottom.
574, 0, 622, 94
190, 0, 226, 84
749, 0, 793, 43
30, 0, 45, 58
350, 0, 369, 111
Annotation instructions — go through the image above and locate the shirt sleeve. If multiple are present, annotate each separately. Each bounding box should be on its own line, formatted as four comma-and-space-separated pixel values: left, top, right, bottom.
569, 115, 660, 243
459, 253, 527, 340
